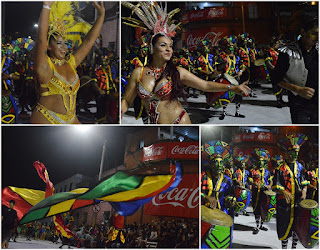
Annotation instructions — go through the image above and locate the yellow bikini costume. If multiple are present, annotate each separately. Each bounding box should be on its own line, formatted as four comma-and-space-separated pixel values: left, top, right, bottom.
36, 55, 80, 124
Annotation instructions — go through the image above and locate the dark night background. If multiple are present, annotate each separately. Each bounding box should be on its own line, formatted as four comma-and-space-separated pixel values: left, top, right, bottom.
2, 126, 127, 190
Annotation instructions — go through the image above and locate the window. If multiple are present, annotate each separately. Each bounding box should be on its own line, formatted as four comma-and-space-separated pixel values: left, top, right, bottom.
69, 183, 73, 191
248, 4, 258, 19
139, 140, 144, 148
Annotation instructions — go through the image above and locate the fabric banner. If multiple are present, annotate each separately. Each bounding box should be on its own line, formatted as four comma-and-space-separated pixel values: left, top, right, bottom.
144, 173, 199, 218
142, 142, 199, 162
185, 27, 228, 51
182, 7, 227, 24
233, 133, 274, 143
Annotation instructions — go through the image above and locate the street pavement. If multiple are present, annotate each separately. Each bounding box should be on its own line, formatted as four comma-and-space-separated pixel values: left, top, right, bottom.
122, 83, 292, 125
231, 206, 307, 249
6, 238, 74, 249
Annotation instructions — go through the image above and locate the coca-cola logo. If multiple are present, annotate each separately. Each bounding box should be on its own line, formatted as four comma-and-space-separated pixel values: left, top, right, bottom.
187, 31, 224, 49
171, 145, 199, 155
151, 187, 199, 208
208, 8, 224, 18
190, 11, 205, 19
242, 134, 255, 140
144, 146, 164, 157
257, 133, 271, 141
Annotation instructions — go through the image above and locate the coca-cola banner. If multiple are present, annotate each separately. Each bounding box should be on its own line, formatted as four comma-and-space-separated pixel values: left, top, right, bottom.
142, 142, 199, 162
182, 7, 227, 24
233, 133, 274, 143
185, 27, 228, 50
142, 143, 168, 162
144, 174, 199, 218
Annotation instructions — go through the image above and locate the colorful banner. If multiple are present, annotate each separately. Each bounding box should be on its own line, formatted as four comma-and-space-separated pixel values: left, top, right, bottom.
144, 174, 199, 218
185, 27, 228, 50
233, 133, 274, 143
142, 142, 199, 162
182, 7, 227, 24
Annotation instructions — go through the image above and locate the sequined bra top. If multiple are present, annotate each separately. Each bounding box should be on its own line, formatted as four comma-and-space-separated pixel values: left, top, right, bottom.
137, 67, 173, 101
40, 55, 80, 117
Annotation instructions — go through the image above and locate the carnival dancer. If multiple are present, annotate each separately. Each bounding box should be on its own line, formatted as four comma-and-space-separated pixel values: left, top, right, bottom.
305, 152, 318, 201
248, 148, 272, 235
130, 35, 149, 124
232, 154, 250, 216
271, 16, 318, 123
30, 1, 105, 124
121, 2, 250, 124
2, 52, 20, 124
265, 37, 287, 108
217, 36, 246, 120
272, 133, 310, 249
247, 36, 258, 87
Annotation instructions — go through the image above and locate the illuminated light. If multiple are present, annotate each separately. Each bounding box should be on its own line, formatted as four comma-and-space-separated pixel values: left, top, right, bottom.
311, 1, 317, 5
34, 24, 39, 28
73, 126, 92, 133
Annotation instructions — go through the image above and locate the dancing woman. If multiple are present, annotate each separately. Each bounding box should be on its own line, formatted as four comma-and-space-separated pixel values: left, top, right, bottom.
30, 1, 105, 124
121, 2, 250, 124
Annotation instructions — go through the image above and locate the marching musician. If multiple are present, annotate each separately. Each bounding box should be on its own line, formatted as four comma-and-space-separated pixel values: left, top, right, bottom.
272, 134, 310, 249
248, 148, 272, 235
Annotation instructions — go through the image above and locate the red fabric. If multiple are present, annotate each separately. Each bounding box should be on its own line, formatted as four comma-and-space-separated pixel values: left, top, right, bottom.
113, 214, 125, 229
33, 161, 54, 197
71, 200, 94, 210
54, 214, 78, 239
1, 187, 32, 221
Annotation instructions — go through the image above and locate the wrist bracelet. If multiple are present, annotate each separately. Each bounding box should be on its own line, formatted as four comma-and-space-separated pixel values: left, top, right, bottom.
43, 5, 51, 10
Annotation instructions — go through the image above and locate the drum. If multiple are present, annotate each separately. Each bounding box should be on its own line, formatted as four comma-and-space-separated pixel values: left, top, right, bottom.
206, 73, 238, 109
201, 205, 233, 248
254, 59, 265, 66
261, 190, 276, 222
234, 186, 251, 213
295, 199, 319, 248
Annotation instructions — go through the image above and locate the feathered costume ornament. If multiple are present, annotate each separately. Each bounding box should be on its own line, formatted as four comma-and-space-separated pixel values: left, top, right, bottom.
48, 2, 92, 49
122, 1, 181, 53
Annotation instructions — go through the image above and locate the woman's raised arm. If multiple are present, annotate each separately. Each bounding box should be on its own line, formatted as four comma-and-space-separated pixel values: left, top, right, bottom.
34, 1, 54, 81
178, 66, 250, 96
73, 1, 105, 67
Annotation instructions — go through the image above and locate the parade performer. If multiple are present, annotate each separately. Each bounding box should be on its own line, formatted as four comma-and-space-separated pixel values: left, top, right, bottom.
305, 152, 318, 201
271, 16, 318, 123
272, 133, 310, 249
194, 40, 214, 81
217, 36, 246, 120
30, 1, 105, 124
232, 154, 250, 216
265, 37, 287, 108
201, 141, 235, 248
130, 35, 149, 124
1, 200, 18, 248
121, 2, 250, 124
2, 53, 20, 124
248, 148, 272, 235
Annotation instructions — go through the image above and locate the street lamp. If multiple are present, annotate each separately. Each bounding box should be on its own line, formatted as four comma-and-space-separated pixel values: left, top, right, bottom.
98, 140, 108, 181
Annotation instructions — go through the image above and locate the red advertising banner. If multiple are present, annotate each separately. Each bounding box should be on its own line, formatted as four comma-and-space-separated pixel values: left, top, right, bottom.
185, 27, 228, 50
167, 142, 199, 160
233, 133, 274, 143
144, 174, 199, 218
142, 143, 168, 162
142, 142, 199, 162
182, 7, 227, 24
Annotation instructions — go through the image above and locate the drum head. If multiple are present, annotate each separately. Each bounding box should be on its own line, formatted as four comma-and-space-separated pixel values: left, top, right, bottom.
254, 59, 265, 66
201, 205, 233, 227
264, 190, 276, 196
300, 199, 318, 209
223, 73, 239, 86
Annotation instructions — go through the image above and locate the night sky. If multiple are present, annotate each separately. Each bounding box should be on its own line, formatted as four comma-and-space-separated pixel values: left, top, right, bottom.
2, 126, 127, 190
2, 2, 43, 38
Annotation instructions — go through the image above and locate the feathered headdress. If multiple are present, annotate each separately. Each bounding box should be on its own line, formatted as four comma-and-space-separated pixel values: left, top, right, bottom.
122, 2, 181, 53
48, 2, 93, 49
277, 133, 308, 152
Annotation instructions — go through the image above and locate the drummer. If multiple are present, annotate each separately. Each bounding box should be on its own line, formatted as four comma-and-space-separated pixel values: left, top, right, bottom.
232, 154, 250, 216
248, 148, 272, 235
201, 141, 236, 217
272, 133, 310, 249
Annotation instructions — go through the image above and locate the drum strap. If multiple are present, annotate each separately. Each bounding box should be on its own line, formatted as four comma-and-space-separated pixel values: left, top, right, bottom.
280, 163, 296, 241
214, 174, 224, 210
312, 169, 318, 199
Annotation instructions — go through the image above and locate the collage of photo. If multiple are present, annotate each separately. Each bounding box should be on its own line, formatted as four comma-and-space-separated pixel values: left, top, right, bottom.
1, 1, 319, 249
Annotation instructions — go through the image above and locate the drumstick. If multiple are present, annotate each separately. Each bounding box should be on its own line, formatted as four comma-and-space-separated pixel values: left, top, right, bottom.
80, 79, 95, 88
